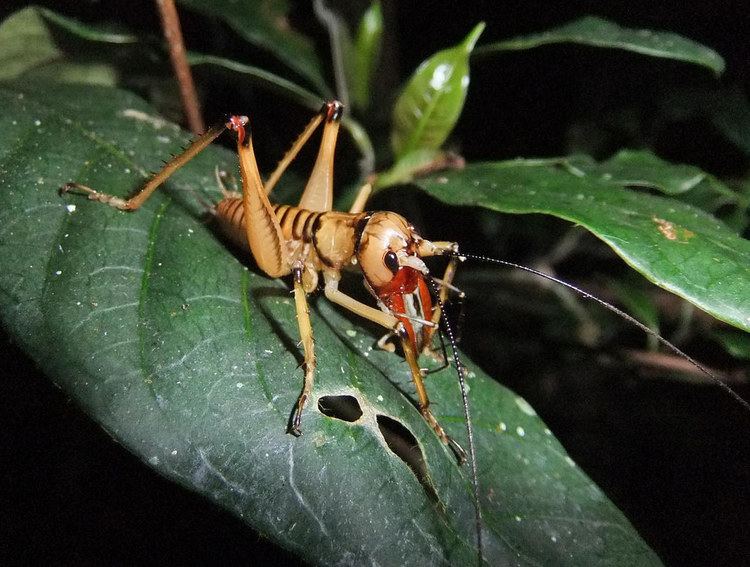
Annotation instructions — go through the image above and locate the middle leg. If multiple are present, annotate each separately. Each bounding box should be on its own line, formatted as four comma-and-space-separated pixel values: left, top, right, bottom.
289, 266, 317, 435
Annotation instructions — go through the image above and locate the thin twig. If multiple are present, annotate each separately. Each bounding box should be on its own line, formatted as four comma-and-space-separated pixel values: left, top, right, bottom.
156, 0, 205, 135
313, 0, 350, 108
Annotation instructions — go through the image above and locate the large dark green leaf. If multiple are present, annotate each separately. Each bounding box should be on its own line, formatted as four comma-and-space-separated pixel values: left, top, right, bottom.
0, 81, 660, 565
566, 150, 736, 198
416, 161, 750, 332
475, 15, 725, 75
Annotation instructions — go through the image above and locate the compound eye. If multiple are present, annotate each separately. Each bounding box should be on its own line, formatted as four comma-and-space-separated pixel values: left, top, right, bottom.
383, 251, 399, 274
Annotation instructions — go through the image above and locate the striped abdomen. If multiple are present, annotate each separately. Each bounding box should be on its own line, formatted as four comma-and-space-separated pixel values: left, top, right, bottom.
214, 198, 367, 273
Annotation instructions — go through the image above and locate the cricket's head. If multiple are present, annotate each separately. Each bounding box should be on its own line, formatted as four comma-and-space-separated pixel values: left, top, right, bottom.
356, 212, 435, 348
356, 211, 429, 298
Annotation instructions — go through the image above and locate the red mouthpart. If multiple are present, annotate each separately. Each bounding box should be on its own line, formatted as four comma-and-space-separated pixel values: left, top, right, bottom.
376, 268, 433, 350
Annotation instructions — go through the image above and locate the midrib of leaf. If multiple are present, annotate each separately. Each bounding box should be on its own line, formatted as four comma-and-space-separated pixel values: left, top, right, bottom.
138, 198, 171, 396
240, 267, 274, 406
400, 83, 444, 158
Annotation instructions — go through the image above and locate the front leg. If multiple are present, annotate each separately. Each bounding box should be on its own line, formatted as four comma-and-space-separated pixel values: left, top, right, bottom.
323, 274, 466, 463
415, 240, 463, 349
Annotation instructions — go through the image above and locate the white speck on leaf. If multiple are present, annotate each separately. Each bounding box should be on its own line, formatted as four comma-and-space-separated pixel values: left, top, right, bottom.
429, 63, 452, 90
515, 397, 536, 416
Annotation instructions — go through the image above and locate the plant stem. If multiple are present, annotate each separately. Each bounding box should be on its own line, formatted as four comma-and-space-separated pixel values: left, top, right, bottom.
156, 0, 205, 135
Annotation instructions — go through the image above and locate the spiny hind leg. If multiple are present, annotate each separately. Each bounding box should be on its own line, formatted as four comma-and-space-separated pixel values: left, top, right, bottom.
264, 101, 343, 208
296, 101, 343, 212
61, 119, 230, 211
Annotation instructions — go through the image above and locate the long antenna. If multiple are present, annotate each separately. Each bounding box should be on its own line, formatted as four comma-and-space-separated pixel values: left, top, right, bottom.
429, 279, 484, 563
455, 252, 750, 414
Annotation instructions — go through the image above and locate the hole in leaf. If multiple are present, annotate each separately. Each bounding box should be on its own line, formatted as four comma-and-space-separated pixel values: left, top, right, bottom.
376, 414, 439, 503
317, 395, 363, 422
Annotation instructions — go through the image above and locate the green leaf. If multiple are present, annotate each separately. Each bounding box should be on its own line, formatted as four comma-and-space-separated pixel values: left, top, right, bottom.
376, 148, 443, 187
416, 161, 750, 332
0, 7, 132, 85
566, 150, 731, 197
351, 1, 383, 110
176, 0, 331, 96
0, 81, 659, 565
566, 151, 746, 227
38, 7, 138, 44
476, 15, 725, 75
188, 52, 322, 109
391, 23, 485, 160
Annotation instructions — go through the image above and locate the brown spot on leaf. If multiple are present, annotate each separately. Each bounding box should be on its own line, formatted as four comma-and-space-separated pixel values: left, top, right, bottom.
652, 216, 695, 243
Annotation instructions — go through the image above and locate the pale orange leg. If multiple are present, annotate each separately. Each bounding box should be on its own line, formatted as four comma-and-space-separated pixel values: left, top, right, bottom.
297, 101, 343, 212
413, 240, 462, 349
348, 181, 372, 214
264, 101, 343, 212
398, 324, 467, 463
289, 266, 317, 435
